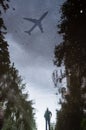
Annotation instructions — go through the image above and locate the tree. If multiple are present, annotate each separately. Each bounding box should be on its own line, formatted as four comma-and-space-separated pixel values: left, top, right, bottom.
54, 0, 86, 130
0, 0, 10, 95
81, 118, 86, 130
2, 65, 36, 130
0, 1, 36, 130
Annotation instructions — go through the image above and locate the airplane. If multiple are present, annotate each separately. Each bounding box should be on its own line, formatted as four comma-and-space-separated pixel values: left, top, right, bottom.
23, 11, 48, 35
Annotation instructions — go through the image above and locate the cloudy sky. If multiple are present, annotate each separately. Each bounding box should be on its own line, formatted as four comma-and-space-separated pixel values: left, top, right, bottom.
3, 0, 64, 130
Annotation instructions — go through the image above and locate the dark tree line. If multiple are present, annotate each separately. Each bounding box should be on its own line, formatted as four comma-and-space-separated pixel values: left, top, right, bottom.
54, 0, 86, 130
0, 1, 36, 130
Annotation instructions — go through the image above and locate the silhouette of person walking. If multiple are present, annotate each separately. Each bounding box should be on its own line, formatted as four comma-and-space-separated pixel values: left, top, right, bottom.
44, 108, 52, 130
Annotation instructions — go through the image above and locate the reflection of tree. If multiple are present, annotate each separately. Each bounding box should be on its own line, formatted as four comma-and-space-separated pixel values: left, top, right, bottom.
0, 1, 36, 130
0, 2, 10, 129
54, 0, 86, 130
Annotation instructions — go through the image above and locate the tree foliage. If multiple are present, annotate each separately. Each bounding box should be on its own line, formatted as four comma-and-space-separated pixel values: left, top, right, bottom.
54, 0, 86, 130
0, 1, 36, 130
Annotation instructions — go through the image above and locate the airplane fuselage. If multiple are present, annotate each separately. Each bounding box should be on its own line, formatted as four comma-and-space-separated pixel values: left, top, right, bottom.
23, 11, 48, 35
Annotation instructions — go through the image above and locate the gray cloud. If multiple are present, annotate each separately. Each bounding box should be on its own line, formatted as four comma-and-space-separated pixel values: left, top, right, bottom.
4, 0, 65, 105
4, 0, 63, 53
4, 1, 65, 130
4, 0, 63, 69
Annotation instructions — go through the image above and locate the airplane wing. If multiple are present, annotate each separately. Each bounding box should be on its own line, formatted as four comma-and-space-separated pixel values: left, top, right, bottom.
38, 24, 44, 33
24, 24, 36, 35
23, 18, 37, 23
24, 30, 31, 35
39, 11, 48, 21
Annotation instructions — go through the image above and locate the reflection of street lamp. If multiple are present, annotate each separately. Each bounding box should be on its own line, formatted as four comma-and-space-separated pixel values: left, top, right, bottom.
50, 122, 55, 130
0, 107, 4, 130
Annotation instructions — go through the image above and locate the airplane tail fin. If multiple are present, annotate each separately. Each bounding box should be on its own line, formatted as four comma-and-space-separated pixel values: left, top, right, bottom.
24, 31, 31, 35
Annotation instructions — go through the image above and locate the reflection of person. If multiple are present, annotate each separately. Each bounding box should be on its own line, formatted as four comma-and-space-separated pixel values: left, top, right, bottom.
44, 108, 52, 130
